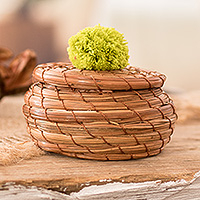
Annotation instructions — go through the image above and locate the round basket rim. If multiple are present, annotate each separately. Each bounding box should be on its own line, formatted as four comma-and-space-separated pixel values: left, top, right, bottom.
32, 62, 166, 90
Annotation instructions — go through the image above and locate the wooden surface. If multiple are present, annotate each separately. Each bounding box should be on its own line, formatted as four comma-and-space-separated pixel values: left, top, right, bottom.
1, 174, 200, 199
0, 95, 200, 197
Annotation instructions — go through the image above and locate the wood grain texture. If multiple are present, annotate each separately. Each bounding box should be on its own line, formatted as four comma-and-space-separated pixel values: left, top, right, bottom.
0, 95, 200, 196
1, 177, 200, 200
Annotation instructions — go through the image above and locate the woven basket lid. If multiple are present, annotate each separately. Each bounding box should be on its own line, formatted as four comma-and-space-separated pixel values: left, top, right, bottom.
33, 62, 166, 90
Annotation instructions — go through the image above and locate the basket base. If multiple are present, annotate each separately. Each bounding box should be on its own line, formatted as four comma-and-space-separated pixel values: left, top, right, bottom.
53, 149, 162, 161
34, 139, 168, 161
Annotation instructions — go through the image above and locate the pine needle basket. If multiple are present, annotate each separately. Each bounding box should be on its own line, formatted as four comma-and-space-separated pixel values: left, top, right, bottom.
23, 62, 177, 161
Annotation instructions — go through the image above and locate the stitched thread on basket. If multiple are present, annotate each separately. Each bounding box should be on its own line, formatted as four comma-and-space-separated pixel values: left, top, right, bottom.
23, 63, 176, 160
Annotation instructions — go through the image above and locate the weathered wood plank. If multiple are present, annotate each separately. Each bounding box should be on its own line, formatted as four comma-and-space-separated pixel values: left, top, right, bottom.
0, 183, 71, 200
1, 176, 200, 200
166, 176, 200, 200
1, 123, 200, 193
70, 176, 200, 200
0, 95, 200, 196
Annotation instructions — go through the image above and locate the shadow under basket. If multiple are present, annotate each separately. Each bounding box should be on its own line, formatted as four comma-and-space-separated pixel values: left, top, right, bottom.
22, 62, 177, 161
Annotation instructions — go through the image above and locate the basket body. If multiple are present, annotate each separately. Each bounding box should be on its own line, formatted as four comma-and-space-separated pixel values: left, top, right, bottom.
23, 62, 177, 160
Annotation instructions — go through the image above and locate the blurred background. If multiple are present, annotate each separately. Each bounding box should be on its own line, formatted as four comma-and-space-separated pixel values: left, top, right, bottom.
1, 0, 200, 92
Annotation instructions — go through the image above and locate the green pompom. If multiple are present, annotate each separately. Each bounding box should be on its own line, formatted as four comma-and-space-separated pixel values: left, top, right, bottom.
67, 24, 129, 71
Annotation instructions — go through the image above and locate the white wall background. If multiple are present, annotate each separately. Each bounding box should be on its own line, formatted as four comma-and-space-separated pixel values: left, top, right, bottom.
89, 0, 200, 91
1, 0, 200, 91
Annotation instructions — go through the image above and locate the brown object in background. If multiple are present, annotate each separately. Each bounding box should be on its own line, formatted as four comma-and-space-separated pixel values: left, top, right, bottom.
0, 74, 4, 99
0, 47, 37, 99
0, 47, 13, 61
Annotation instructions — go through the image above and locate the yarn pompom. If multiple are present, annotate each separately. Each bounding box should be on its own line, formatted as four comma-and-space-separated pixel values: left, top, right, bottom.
67, 25, 129, 71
